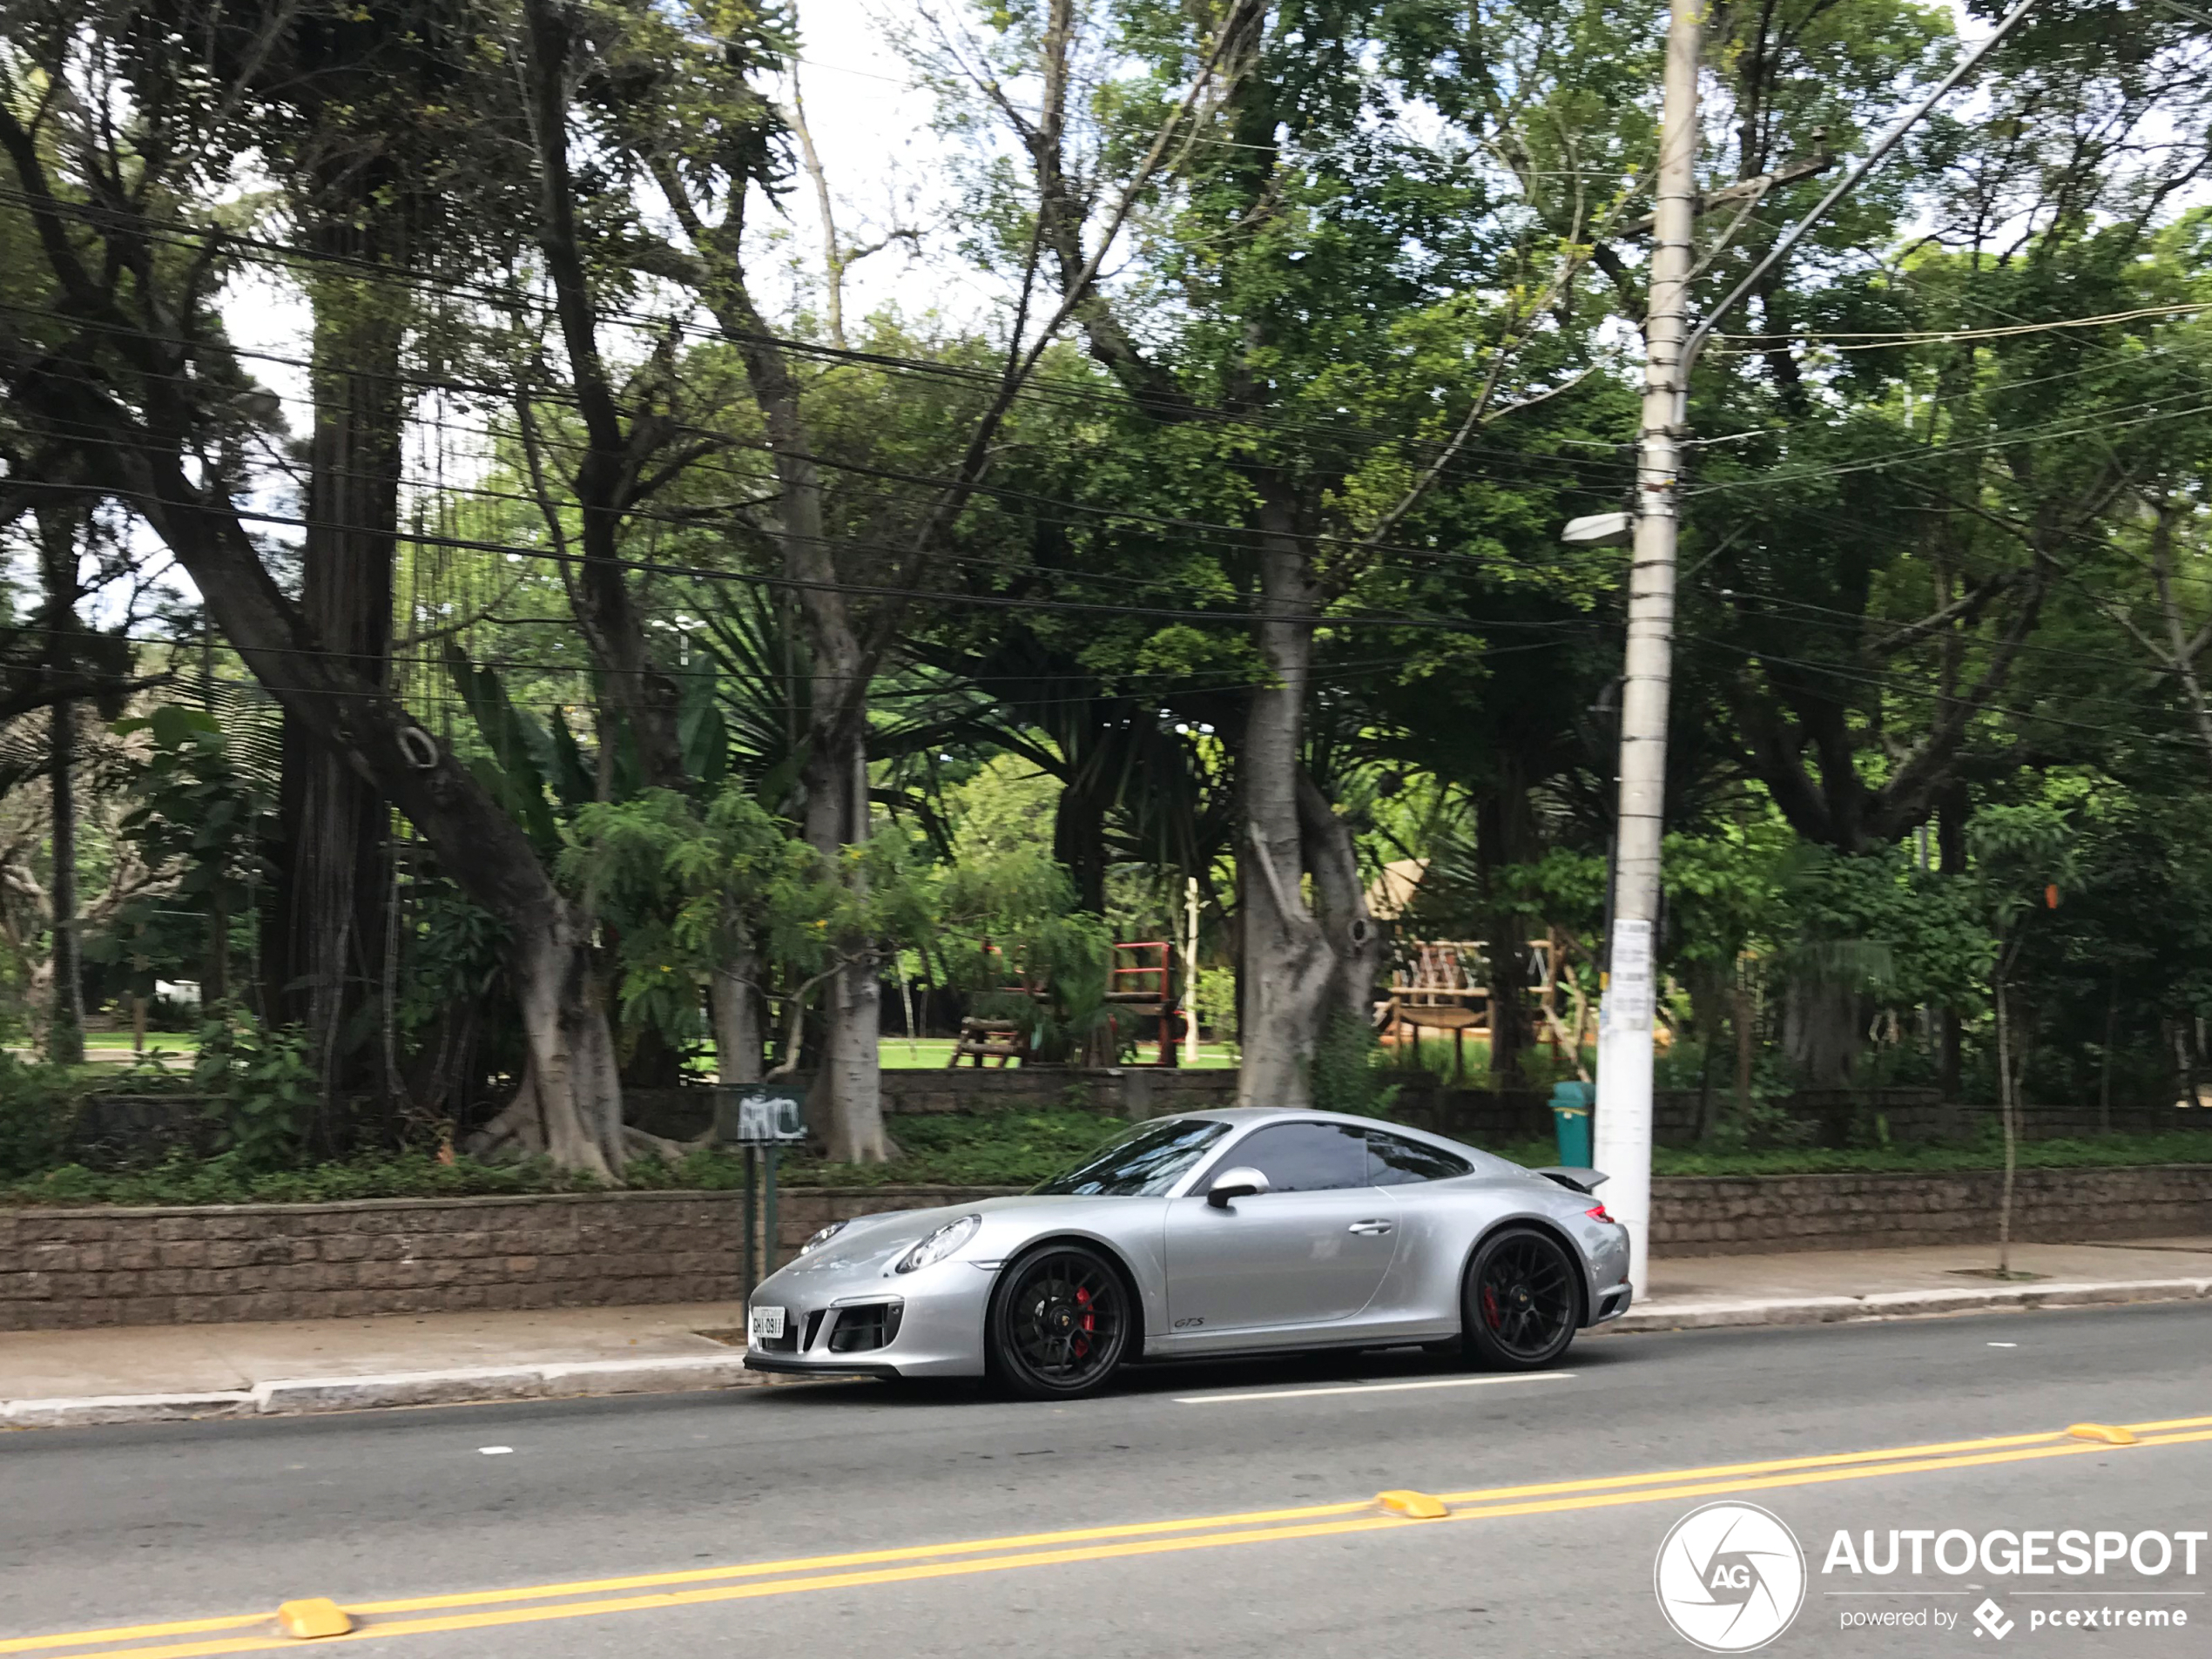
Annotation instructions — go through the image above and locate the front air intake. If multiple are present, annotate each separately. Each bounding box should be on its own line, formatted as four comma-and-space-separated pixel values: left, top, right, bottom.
827, 1301, 905, 1353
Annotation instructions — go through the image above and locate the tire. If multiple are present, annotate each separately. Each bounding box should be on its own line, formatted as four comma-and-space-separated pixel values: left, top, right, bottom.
1457, 1225, 1582, 1372
986, 1243, 1134, 1400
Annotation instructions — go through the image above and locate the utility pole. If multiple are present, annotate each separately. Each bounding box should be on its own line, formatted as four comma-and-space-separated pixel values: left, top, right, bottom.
1585, 0, 2046, 1301
1591, 0, 1703, 1301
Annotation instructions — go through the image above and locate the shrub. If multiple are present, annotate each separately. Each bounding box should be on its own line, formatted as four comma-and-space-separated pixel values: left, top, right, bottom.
1309, 1015, 1400, 1120
192, 1008, 317, 1169
0, 1055, 75, 1181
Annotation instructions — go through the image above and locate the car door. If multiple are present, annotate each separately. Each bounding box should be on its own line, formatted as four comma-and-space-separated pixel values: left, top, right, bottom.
1164, 1121, 1397, 1337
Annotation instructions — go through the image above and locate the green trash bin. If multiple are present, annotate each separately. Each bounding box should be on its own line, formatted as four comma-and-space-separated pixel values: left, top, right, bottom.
1550, 1081, 1594, 1166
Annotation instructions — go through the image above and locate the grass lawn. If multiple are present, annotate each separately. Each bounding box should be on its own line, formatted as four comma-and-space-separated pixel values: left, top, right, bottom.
878, 1036, 1238, 1069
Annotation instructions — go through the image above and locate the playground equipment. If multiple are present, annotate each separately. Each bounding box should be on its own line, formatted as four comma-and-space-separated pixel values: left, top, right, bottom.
1105, 940, 1183, 1067
945, 940, 1187, 1068
1383, 934, 1586, 1079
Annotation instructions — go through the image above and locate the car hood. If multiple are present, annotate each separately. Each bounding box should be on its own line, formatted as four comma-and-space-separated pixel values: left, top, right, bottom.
772, 1193, 1082, 1279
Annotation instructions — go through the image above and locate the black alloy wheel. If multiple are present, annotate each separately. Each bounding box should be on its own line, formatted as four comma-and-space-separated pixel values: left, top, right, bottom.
1459, 1226, 1581, 1371
987, 1244, 1132, 1399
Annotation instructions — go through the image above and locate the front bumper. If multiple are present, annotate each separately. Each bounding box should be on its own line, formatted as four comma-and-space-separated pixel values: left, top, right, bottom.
740, 1258, 995, 1379
742, 1352, 901, 1380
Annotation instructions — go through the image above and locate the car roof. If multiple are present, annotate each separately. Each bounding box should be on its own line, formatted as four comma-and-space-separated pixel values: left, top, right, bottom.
1161, 1106, 1480, 1150
1167, 1106, 1409, 1128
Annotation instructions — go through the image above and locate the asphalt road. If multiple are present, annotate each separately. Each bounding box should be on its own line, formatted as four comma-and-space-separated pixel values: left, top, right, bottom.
5, 1302, 2211, 1657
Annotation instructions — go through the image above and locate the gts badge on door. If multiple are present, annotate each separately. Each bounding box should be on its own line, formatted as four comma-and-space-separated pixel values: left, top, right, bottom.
1173, 1317, 1205, 1329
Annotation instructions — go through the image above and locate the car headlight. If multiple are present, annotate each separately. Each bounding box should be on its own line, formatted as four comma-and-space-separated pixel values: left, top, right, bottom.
797, 1220, 850, 1257
894, 1213, 981, 1274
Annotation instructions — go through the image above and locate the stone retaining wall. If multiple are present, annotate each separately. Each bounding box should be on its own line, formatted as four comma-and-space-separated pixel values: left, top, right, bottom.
1650, 1163, 2212, 1256
7, 1163, 2209, 1328
0, 1187, 1003, 1331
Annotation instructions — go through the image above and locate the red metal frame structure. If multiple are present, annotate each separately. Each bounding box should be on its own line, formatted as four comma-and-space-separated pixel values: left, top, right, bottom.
1107, 940, 1181, 1067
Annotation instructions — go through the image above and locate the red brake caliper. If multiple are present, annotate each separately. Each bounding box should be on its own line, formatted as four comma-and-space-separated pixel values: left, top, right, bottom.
1481, 1285, 1502, 1329
1074, 1285, 1093, 1357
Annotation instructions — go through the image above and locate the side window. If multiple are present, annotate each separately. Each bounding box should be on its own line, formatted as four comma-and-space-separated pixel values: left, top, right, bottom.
1224, 1122, 1369, 1192
1368, 1130, 1474, 1187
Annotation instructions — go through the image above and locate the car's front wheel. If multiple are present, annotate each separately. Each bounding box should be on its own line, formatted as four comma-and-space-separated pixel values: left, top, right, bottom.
986, 1244, 1132, 1400
1457, 1226, 1581, 1371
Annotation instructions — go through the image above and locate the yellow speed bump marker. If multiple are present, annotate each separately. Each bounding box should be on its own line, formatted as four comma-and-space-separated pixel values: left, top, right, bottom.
1376, 1489, 1450, 1520
274, 1601, 353, 1640
2067, 1423, 2139, 1447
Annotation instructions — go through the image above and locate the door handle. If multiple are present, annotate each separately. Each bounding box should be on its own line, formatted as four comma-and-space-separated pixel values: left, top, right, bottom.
1347, 1220, 1393, 1235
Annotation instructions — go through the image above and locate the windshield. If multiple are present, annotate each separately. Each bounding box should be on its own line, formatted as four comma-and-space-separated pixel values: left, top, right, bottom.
1032, 1117, 1232, 1197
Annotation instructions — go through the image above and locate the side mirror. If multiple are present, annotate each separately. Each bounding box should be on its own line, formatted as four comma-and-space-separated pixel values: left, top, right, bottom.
1206, 1166, 1271, 1208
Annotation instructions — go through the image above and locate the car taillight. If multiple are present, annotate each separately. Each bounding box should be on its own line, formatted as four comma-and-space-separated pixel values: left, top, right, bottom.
1587, 1203, 1615, 1224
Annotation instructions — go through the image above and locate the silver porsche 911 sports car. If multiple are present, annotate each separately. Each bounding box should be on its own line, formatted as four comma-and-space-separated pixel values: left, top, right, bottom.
742, 1107, 1631, 1399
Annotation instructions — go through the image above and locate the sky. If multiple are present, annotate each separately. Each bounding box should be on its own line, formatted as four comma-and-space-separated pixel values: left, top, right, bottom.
110, 0, 2020, 620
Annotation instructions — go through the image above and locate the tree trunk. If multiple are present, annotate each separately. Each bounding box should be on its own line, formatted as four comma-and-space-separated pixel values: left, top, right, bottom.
1783, 974, 1858, 1090
518, 0, 688, 792
270, 218, 404, 1151
1296, 770, 1382, 1035
45, 698, 83, 1065
1994, 942, 2020, 1276
1053, 765, 1111, 914
1937, 786, 1968, 1100
799, 726, 891, 1160
696, 242, 891, 1160
501, 914, 628, 1174
1477, 768, 1539, 1087
12, 362, 628, 1175
1733, 973, 1755, 1118
1234, 495, 1338, 1108
1687, 965, 1730, 1139
711, 951, 763, 1086
37, 500, 84, 1065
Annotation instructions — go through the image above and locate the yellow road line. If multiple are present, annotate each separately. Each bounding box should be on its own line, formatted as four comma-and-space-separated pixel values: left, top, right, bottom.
18, 1420, 2211, 1658
0, 1622, 268, 1658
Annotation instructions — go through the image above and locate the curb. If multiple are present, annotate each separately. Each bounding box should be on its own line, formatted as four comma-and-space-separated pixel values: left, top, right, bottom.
10, 1278, 2210, 1426
1, 1352, 783, 1430
1610, 1275, 2212, 1333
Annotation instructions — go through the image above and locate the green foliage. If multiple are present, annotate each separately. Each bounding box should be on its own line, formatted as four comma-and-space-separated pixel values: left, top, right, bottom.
1196, 965, 1239, 1046
935, 846, 1114, 1062
1308, 1015, 1402, 1120
444, 647, 578, 848
1971, 804, 2079, 934
7, 1113, 2202, 1205
0, 1054, 75, 1181
395, 879, 507, 1036
563, 783, 935, 1062
192, 1008, 317, 1170
87, 705, 275, 988
1481, 1130, 2212, 1177
563, 785, 802, 1046
682, 1109, 1133, 1190
1, 1150, 612, 1208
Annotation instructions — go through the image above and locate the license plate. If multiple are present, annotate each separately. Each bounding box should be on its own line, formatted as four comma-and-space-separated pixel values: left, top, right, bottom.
749, 1305, 786, 1341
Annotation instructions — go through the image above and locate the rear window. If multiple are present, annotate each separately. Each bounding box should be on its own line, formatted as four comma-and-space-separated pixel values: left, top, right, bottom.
1032, 1118, 1232, 1197
1367, 1130, 1474, 1186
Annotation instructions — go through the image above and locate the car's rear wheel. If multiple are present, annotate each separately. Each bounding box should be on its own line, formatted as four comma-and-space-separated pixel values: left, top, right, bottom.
1457, 1226, 1581, 1371
986, 1244, 1132, 1400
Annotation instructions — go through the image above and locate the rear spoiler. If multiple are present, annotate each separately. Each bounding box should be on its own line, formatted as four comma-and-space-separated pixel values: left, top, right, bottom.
1534, 1167, 1608, 1195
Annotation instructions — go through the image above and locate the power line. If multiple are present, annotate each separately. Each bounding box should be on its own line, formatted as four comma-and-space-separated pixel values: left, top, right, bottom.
17, 471, 1607, 638
0, 189, 1641, 489
0, 293, 1643, 582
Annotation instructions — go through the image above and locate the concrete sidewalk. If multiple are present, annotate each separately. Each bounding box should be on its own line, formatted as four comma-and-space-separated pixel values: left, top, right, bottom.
5, 1237, 2209, 1429
1621, 1236, 2212, 1331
